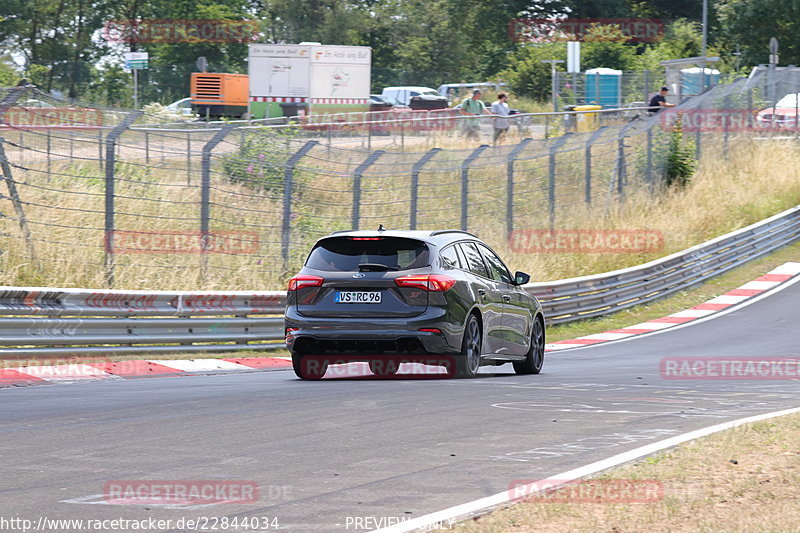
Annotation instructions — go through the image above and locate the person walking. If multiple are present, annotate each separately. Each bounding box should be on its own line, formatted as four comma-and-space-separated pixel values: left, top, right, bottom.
458, 89, 490, 140
490, 92, 511, 144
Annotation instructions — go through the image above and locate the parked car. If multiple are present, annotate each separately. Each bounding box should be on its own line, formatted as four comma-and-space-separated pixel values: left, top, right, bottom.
285, 228, 546, 379
757, 93, 800, 128
369, 94, 407, 111
165, 97, 194, 117
381, 86, 447, 108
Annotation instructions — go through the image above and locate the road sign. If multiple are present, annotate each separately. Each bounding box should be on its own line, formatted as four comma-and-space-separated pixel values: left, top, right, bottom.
125, 52, 149, 70
567, 42, 580, 74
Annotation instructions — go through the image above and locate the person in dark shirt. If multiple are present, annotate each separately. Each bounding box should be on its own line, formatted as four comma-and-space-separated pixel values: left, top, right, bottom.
648, 86, 676, 113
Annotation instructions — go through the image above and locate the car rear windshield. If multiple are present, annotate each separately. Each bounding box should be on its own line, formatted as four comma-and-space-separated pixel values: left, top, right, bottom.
305, 237, 430, 272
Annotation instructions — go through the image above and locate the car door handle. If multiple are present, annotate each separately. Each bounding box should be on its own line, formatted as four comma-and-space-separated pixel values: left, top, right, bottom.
502, 295, 511, 302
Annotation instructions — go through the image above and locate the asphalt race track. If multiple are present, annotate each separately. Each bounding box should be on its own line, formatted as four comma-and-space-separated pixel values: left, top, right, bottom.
2, 280, 799, 532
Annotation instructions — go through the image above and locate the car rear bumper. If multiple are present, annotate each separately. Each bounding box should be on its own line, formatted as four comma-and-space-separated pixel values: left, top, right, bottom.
284, 306, 461, 354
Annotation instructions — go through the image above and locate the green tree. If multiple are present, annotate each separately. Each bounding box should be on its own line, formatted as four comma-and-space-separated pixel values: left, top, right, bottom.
717, 0, 800, 67
580, 24, 638, 70
498, 42, 566, 100
0, 57, 20, 86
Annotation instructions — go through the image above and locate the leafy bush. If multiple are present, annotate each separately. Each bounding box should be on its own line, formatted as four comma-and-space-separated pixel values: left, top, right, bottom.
222, 126, 300, 196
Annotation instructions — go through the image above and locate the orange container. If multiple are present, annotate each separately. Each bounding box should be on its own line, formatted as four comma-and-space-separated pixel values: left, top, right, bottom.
190, 73, 249, 117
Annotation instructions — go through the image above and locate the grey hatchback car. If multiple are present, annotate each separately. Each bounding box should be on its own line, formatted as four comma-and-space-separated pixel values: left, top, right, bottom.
285, 228, 545, 379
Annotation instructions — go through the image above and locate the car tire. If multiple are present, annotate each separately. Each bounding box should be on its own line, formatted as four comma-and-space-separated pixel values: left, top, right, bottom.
292, 352, 328, 380
455, 314, 482, 378
514, 315, 545, 375
369, 360, 400, 377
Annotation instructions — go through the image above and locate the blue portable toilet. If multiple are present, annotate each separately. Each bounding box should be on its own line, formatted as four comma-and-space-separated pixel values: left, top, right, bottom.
680, 67, 720, 96
584, 68, 622, 107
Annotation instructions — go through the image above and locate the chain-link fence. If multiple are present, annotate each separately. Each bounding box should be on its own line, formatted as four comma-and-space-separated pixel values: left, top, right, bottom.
1, 67, 798, 290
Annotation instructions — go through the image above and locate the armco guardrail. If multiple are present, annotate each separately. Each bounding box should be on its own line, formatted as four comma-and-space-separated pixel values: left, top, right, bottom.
0, 290, 285, 357
528, 205, 800, 323
0, 206, 798, 357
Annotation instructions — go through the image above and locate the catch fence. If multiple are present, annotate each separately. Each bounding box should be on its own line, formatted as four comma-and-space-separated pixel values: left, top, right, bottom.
0, 66, 798, 290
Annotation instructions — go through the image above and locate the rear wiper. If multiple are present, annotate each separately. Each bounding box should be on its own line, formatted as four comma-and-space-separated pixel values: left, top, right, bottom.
358, 263, 399, 272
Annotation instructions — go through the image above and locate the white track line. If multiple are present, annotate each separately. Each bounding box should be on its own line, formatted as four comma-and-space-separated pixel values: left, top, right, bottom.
372, 405, 800, 533
546, 268, 800, 353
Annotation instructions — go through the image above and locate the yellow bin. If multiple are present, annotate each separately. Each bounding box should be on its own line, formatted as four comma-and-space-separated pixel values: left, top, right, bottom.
574, 105, 602, 132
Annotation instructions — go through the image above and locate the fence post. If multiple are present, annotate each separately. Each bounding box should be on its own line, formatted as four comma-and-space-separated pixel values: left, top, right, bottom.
282, 140, 319, 273
0, 139, 36, 261
461, 145, 489, 231
643, 70, 651, 105
98, 128, 104, 171
200, 124, 236, 280
186, 133, 192, 185
103, 110, 143, 287
645, 127, 653, 187
506, 138, 533, 239
351, 150, 385, 230
410, 148, 441, 230
548, 134, 571, 230
145, 130, 150, 164
46, 128, 52, 179
584, 127, 607, 206
723, 95, 731, 158
695, 126, 701, 161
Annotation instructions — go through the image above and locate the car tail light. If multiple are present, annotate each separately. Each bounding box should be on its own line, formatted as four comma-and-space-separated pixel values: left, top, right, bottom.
395, 274, 456, 292
348, 237, 384, 240
288, 274, 324, 291
418, 328, 442, 334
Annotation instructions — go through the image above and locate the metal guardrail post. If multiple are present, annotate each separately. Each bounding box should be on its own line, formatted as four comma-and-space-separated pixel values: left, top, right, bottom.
548, 134, 571, 229
0, 139, 35, 261
200, 124, 236, 280
410, 148, 441, 230
506, 138, 533, 239
103, 110, 143, 287
351, 150, 385, 230
282, 140, 319, 273
584, 127, 607, 206
461, 145, 489, 231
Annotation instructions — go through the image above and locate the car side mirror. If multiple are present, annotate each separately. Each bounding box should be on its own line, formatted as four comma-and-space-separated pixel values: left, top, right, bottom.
514, 271, 530, 286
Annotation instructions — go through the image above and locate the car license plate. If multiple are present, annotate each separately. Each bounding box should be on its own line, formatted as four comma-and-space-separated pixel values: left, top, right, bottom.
335, 291, 381, 304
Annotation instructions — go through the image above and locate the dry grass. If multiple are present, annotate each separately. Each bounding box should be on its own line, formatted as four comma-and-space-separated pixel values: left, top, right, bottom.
443, 412, 800, 533
1, 129, 798, 291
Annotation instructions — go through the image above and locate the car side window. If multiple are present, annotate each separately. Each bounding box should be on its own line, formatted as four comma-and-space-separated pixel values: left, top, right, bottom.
457, 242, 489, 278
439, 245, 462, 269
477, 243, 513, 284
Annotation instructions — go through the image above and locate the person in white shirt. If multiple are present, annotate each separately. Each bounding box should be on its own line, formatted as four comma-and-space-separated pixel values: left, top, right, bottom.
490, 92, 511, 144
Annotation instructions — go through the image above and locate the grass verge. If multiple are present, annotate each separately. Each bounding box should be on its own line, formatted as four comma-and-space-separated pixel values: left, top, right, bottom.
441, 411, 800, 533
